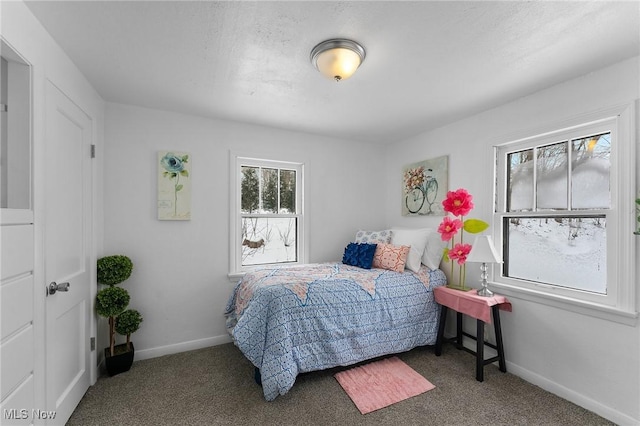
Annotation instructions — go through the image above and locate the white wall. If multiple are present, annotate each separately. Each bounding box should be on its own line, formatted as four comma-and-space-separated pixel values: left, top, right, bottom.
103, 103, 386, 358
383, 57, 640, 425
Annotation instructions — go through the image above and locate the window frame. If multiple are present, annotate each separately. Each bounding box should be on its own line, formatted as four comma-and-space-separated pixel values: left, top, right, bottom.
491, 104, 637, 324
229, 153, 305, 278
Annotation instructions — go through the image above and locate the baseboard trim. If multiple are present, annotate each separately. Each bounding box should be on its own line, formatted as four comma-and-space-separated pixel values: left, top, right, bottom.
447, 331, 638, 425
507, 362, 638, 426
134, 335, 233, 362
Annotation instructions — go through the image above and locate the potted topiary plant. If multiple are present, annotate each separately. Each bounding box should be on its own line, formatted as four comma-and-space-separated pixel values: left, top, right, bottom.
115, 309, 143, 351
96, 255, 143, 376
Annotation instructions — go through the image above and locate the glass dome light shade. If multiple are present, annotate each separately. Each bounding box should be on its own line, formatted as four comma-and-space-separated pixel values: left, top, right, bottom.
311, 39, 365, 82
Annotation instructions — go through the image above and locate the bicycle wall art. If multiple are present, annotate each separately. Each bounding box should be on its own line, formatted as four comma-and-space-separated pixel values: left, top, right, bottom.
402, 156, 448, 216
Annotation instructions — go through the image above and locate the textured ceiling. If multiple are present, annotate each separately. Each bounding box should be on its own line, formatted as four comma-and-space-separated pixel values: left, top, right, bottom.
23, 1, 640, 144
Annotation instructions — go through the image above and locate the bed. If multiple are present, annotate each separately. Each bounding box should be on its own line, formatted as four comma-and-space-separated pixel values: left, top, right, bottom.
225, 260, 447, 401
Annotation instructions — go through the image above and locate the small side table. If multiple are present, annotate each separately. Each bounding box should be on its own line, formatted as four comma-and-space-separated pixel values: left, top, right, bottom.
434, 286, 512, 382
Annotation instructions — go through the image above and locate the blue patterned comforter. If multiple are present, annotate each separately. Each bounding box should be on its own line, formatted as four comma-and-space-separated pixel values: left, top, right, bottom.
224, 262, 446, 401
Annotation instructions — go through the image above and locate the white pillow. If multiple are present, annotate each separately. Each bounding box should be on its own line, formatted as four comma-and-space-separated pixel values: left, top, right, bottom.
422, 229, 447, 270
390, 228, 430, 273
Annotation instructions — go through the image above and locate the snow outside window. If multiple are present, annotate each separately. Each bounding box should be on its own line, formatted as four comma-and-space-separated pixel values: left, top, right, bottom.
493, 108, 636, 321
230, 156, 304, 275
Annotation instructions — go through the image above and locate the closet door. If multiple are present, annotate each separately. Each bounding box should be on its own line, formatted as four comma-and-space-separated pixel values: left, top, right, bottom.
43, 81, 93, 424
0, 217, 36, 424
0, 45, 37, 425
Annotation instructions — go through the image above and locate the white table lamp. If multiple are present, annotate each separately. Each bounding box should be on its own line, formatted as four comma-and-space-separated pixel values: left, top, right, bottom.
466, 235, 502, 297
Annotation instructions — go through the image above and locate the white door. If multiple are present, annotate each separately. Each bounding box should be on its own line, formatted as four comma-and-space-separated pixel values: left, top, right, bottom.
0, 46, 37, 425
0, 215, 36, 425
44, 81, 92, 424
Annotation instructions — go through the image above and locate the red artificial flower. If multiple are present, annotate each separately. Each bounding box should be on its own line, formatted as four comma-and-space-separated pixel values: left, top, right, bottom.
448, 243, 472, 265
442, 188, 474, 217
437, 217, 463, 241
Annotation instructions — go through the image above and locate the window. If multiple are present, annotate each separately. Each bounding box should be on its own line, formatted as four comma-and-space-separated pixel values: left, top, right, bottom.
1, 44, 31, 210
230, 155, 304, 275
493, 106, 636, 320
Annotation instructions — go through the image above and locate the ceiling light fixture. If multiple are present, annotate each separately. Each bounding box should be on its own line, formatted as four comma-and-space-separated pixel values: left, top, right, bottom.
310, 38, 366, 82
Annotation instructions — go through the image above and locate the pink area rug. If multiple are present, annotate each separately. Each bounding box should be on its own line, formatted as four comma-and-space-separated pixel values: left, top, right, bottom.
334, 356, 435, 414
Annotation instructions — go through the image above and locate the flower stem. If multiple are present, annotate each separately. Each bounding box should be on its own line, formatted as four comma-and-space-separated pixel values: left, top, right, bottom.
461, 264, 466, 289
450, 238, 454, 284
460, 215, 465, 288
174, 173, 180, 217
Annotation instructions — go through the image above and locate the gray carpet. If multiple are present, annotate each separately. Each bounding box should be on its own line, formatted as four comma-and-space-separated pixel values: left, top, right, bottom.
68, 343, 613, 426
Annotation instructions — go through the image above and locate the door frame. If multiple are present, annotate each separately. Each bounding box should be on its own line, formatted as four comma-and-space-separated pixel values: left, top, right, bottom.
43, 79, 97, 422
32, 75, 98, 422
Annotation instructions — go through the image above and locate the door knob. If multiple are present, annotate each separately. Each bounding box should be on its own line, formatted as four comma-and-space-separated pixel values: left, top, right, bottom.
48, 281, 70, 296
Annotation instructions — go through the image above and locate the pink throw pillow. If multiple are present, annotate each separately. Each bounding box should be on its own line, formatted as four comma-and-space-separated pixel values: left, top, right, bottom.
372, 243, 410, 272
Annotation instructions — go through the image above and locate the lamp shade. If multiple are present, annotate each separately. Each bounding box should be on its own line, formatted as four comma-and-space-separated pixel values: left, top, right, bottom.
466, 235, 502, 264
311, 39, 365, 82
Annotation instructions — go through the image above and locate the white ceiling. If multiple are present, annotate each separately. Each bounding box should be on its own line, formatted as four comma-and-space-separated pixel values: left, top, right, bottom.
24, 1, 640, 144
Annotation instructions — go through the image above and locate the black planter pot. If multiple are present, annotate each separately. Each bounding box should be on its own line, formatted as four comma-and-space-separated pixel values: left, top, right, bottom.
104, 342, 135, 377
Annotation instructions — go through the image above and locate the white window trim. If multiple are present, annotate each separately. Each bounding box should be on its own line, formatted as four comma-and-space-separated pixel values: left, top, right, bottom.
228, 152, 306, 279
490, 103, 637, 325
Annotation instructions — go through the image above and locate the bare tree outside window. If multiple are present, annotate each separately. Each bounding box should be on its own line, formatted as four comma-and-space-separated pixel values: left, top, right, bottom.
238, 161, 301, 267
500, 131, 611, 294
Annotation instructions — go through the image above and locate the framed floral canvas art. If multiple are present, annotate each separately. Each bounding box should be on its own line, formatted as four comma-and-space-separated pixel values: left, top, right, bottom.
158, 151, 191, 220
402, 156, 448, 216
